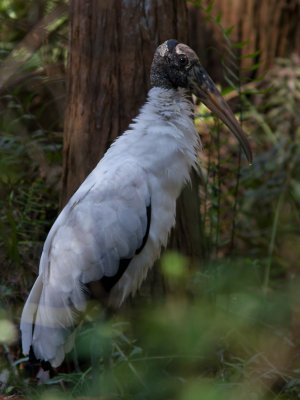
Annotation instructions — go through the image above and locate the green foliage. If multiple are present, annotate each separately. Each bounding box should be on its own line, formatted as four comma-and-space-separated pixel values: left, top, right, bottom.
11, 254, 297, 399
0, 3, 67, 397
0, 1, 300, 399
0, 0, 66, 301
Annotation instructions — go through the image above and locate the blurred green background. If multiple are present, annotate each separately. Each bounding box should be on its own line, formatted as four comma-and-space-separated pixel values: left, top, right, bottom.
1, 1, 300, 399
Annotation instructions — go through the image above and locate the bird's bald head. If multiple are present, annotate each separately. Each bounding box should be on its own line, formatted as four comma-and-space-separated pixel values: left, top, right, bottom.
150, 39, 199, 89
150, 39, 252, 164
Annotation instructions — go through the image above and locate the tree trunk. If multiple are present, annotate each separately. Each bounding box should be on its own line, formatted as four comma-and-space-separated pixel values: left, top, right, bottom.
62, 1, 203, 269
188, 0, 300, 83
62, 0, 188, 204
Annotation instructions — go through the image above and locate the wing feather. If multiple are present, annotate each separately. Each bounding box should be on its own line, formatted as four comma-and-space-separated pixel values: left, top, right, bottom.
21, 161, 151, 366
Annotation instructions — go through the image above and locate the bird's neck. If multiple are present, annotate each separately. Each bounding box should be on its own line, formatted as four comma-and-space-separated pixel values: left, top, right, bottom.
143, 86, 194, 120
130, 86, 201, 183
100, 87, 200, 196
138, 87, 200, 159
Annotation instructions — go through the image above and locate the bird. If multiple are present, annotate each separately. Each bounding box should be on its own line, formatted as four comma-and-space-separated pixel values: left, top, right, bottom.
20, 39, 252, 368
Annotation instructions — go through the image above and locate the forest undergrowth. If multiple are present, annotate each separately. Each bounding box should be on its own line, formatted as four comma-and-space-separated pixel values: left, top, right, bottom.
1, 1, 300, 399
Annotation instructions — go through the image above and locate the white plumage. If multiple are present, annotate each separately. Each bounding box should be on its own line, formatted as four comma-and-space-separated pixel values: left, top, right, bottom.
21, 40, 252, 367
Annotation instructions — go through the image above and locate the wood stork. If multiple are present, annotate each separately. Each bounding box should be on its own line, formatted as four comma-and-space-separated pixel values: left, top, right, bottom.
21, 39, 252, 367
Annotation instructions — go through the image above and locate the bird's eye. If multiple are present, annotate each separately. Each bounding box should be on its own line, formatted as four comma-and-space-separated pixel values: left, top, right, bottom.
178, 54, 188, 67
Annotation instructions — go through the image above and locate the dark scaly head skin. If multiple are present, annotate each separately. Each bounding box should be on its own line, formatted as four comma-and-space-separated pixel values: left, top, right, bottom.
150, 39, 252, 164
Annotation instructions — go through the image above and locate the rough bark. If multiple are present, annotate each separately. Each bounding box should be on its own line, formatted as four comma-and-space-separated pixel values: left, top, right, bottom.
188, 0, 300, 83
62, 0, 203, 267
62, 0, 188, 205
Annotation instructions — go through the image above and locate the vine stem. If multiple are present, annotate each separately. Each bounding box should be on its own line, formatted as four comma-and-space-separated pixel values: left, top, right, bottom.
263, 144, 300, 293
263, 191, 285, 293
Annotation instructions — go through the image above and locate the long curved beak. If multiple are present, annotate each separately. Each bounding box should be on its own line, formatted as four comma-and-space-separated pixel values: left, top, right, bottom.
188, 63, 252, 164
